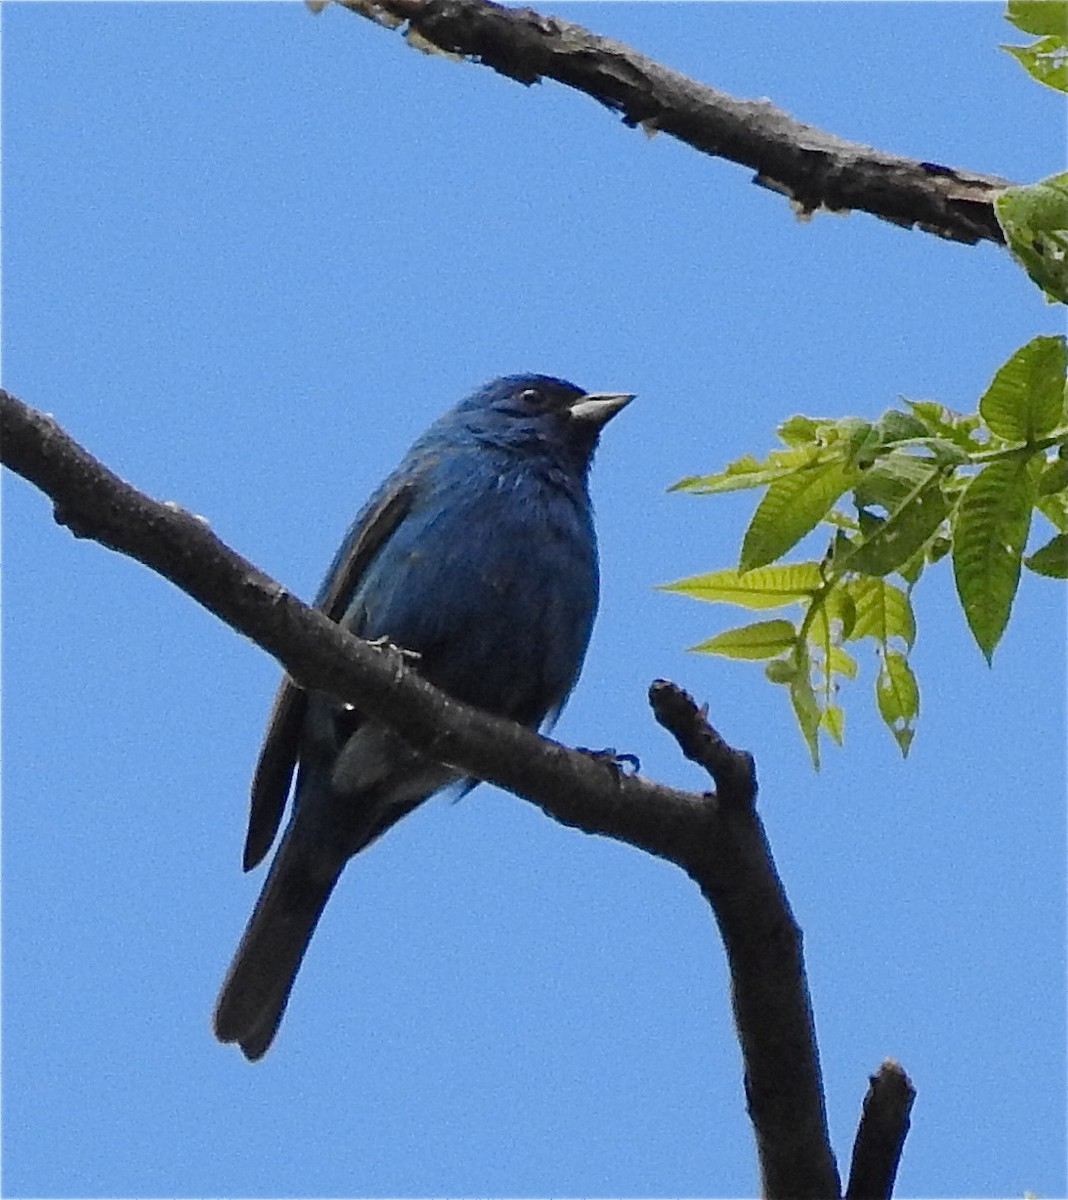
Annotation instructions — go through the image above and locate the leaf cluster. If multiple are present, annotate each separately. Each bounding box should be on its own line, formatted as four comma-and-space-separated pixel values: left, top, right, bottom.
660, 8, 1066, 767
662, 336, 1068, 766
1001, 0, 1068, 94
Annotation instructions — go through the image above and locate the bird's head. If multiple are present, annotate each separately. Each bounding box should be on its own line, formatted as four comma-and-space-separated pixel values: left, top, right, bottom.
459, 374, 634, 465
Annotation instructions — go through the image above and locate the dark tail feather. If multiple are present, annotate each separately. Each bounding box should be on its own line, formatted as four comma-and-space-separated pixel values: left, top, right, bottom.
214, 826, 345, 1061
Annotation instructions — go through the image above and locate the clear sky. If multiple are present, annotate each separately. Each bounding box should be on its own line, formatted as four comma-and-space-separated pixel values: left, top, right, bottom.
3, 3, 1065, 1197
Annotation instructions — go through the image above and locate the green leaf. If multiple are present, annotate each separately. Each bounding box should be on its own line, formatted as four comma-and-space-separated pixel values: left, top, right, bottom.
765, 657, 799, 683
808, 599, 836, 683
1024, 530, 1068, 577
847, 577, 917, 649
1006, 0, 1068, 36
658, 562, 821, 608
789, 669, 822, 770
824, 585, 858, 640
995, 173, 1068, 301
821, 704, 845, 746
1038, 450, 1068, 494
874, 408, 931, 444
1037, 490, 1068, 531
952, 457, 1035, 661
740, 458, 860, 571
808, 588, 855, 662
670, 445, 819, 494
690, 619, 798, 659
828, 416, 878, 446
978, 335, 1068, 441
920, 439, 974, 467
897, 548, 926, 588
824, 508, 861, 532
835, 470, 945, 578
777, 414, 827, 446
904, 399, 985, 452
828, 645, 858, 680
854, 453, 938, 510
875, 651, 919, 757
1002, 35, 1068, 92
844, 421, 881, 466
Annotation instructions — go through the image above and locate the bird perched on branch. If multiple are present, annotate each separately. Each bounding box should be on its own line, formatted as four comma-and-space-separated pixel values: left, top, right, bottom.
213, 374, 633, 1059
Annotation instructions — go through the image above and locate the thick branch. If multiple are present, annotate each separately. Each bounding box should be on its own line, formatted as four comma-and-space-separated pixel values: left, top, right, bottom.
652, 683, 841, 1200
846, 1060, 916, 1200
3, 387, 874, 1197
337, 0, 1009, 246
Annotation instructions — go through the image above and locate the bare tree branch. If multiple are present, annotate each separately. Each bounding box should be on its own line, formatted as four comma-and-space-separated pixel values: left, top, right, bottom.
334, 0, 1010, 246
651, 682, 841, 1200
846, 1060, 917, 1200
1, 385, 874, 1197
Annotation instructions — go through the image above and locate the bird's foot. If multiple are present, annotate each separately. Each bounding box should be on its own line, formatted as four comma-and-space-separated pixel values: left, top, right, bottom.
576, 746, 641, 776
364, 635, 422, 661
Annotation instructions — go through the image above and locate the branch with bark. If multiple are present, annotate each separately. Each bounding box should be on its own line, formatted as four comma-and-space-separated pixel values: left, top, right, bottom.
1, 386, 914, 1198
847, 1061, 917, 1200
331, 0, 1011, 246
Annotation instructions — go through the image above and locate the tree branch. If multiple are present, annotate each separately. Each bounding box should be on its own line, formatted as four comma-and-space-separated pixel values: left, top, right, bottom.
2, 386, 906, 1197
846, 1060, 917, 1200
651, 682, 841, 1200
334, 0, 1010, 246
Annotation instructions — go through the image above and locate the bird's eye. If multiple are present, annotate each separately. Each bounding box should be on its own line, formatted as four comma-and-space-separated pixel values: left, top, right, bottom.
517, 388, 543, 406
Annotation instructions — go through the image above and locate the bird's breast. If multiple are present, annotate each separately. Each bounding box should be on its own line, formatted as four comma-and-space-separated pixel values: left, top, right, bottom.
350, 459, 599, 726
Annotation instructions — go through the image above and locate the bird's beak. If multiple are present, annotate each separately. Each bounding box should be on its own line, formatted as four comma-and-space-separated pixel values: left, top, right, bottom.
567, 391, 635, 425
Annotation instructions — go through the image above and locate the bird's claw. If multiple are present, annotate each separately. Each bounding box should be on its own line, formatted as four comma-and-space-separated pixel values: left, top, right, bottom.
576, 746, 641, 776
365, 635, 422, 662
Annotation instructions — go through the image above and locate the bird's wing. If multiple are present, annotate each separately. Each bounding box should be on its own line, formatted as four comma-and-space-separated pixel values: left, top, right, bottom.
242, 480, 416, 871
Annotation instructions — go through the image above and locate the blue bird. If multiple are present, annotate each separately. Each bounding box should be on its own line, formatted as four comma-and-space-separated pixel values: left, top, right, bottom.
213, 374, 632, 1059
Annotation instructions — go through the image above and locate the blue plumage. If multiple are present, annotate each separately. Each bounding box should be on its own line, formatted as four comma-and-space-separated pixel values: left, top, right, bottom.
214, 374, 632, 1059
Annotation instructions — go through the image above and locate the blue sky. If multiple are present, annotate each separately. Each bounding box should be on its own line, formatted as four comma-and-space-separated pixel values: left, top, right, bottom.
3, 3, 1065, 1197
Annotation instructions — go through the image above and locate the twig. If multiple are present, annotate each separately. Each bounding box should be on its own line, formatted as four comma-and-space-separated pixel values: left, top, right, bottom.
846, 1059, 917, 1200
649, 678, 757, 803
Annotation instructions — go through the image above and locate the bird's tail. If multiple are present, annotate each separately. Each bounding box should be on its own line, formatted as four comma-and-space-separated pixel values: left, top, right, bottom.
213, 823, 345, 1061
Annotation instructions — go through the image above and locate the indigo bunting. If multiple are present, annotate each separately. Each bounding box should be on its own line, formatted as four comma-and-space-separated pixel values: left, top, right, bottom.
213, 374, 632, 1059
